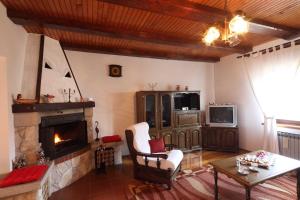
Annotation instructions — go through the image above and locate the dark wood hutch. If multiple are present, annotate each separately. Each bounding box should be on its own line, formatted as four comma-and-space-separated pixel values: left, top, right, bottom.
136, 91, 202, 152
136, 91, 239, 152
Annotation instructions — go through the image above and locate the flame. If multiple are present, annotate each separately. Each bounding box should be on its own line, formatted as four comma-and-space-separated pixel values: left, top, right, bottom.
54, 133, 62, 144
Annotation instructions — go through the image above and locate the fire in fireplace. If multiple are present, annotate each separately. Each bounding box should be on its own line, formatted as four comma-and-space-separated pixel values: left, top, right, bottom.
54, 132, 72, 145
39, 113, 88, 160
54, 133, 63, 144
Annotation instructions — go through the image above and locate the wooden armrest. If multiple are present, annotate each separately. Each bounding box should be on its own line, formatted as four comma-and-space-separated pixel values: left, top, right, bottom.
136, 151, 168, 169
136, 152, 168, 159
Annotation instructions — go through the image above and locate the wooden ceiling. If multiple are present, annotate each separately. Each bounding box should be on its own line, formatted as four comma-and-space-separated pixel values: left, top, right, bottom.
1, 0, 300, 62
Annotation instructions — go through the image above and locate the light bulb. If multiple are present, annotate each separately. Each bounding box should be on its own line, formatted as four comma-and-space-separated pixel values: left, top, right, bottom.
229, 15, 249, 34
203, 27, 220, 45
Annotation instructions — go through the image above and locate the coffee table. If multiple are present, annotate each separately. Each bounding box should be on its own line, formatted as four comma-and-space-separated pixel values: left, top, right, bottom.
210, 151, 300, 200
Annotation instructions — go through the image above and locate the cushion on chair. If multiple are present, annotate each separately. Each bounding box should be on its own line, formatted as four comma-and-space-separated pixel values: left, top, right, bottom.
148, 138, 165, 153
137, 149, 183, 171
127, 122, 151, 154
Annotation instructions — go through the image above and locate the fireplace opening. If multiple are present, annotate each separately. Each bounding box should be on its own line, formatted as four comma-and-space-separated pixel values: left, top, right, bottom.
39, 113, 88, 160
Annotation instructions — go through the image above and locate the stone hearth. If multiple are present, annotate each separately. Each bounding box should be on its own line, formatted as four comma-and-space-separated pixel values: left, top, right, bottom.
13, 108, 94, 194
50, 149, 92, 193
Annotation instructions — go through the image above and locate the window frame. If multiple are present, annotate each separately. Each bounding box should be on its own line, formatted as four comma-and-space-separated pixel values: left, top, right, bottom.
276, 119, 300, 130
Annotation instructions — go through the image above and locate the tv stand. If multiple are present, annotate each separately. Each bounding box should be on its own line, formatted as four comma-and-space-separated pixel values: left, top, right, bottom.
202, 126, 239, 152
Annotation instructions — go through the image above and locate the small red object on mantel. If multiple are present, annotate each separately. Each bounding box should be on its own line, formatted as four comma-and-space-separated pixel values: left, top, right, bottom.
101, 135, 122, 143
0, 165, 48, 188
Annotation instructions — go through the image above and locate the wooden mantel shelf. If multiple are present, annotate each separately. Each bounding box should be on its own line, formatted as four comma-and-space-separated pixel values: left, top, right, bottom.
12, 101, 95, 113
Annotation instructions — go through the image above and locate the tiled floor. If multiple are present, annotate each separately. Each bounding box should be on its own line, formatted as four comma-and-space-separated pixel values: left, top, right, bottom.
49, 150, 245, 200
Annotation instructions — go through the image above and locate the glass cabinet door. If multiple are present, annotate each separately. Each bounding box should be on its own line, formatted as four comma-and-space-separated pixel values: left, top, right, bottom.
145, 95, 156, 128
161, 94, 171, 128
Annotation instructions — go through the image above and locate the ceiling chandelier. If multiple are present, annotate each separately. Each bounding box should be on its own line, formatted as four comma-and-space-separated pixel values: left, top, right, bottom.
202, 0, 249, 47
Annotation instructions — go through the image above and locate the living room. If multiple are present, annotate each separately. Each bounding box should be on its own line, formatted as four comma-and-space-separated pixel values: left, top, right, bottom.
0, 0, 300, 200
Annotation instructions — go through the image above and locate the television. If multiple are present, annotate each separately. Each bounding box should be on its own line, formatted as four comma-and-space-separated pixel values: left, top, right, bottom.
174, 92, 200, 110
206, 105, 237, 127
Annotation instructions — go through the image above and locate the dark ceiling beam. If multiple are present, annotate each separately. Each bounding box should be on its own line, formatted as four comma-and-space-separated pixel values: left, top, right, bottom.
100, 0, 227, 24
101, 0, 300, 40
7, 9, 251, 54
61, 42, 220, 63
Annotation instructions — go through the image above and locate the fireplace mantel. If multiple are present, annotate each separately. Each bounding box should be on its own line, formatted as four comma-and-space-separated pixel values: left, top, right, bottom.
12, 101, 95, 113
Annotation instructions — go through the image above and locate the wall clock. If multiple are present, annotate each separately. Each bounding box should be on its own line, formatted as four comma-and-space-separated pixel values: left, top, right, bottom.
109, 64, 122, 77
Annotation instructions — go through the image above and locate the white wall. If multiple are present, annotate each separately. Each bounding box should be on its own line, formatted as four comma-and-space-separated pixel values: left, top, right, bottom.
21, 34, 40, 99
0, 57, 10, 173
214, 38, 296, 151
41, 36, 80, 102
215, 54, 264, 151
21, 35, 81, 102
0, 2, 28, 173
67, 51, 215, 154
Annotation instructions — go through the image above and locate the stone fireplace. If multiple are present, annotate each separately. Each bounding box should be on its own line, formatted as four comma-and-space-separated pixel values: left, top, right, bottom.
13, 108, 94, 194
39, 113, 88, 160
0, 35, 99, 200
3, 35, 98, 199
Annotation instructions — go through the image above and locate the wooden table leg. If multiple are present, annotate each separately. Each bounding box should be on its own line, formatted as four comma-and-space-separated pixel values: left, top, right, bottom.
297, 168, 300, 200
214, 169, 218, 200
246, 187, 251, 200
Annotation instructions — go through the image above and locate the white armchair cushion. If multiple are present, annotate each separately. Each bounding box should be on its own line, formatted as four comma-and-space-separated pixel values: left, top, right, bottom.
137, 150, 183, 170
127, 122, 151, 154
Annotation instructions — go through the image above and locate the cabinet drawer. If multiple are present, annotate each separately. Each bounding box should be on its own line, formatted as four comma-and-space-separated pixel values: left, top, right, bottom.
175, 112, 200, 127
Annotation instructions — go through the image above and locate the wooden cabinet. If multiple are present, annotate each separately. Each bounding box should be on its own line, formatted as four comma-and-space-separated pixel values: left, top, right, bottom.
159, 92, 173, 130
136, 91, 202, 152
136, 91, 239, 153
173, 127, 202, 151
174, 129, 189, 151
202, 127, 239, 152
202, 127, 218, 150
175, 111, 201, 127
160, 130, 173, 146
190, 127, 202, 150
136, 92, 158, 136
221, 128, 238, 151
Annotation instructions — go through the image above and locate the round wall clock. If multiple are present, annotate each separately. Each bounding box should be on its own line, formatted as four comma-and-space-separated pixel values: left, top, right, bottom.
109, 64, 122, 77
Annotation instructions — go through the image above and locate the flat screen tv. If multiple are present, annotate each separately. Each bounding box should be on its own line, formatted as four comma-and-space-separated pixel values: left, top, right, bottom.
206, 105, 237, 127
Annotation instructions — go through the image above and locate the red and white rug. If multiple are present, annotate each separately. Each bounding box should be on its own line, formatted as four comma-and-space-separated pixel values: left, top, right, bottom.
126, 167, 296, 200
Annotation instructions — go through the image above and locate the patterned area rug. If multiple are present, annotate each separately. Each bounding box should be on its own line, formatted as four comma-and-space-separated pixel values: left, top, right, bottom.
126, 167, 296, 200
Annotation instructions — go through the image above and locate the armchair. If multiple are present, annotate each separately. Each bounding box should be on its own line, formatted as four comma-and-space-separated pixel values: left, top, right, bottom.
125, 122, 183, 189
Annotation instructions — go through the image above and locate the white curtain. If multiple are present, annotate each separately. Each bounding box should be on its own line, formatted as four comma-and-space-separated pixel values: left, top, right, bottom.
242, 42, 300, 153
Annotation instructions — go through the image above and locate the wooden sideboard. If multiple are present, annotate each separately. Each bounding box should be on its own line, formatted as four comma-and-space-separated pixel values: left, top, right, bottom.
202, 126, 239, 152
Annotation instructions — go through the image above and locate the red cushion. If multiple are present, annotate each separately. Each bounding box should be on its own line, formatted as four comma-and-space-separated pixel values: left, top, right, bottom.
102, 135, 122, 143
148, 138, 166, 153
0, 165, 48, 188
